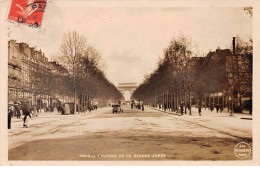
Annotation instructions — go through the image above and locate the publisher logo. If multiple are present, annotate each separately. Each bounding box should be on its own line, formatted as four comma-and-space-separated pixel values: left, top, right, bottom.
234, 142, 251, 159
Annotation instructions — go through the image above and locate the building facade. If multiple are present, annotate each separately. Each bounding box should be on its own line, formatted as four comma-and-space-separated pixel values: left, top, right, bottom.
8, 40, 22, 103
8, 40, 66, 110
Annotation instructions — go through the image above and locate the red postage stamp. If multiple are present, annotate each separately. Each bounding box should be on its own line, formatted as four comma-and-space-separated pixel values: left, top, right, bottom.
7, 0, 47, 27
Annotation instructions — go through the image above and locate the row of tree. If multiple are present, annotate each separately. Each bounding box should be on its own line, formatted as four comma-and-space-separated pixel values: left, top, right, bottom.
131, 35, 252, 114
25, 31, 123, 114
55, 31, 124, 113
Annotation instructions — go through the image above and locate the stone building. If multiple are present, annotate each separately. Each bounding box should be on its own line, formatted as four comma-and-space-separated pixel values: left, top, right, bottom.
8, 40, 51, 109
196, 48, 252, 112
8, 40, 22, 103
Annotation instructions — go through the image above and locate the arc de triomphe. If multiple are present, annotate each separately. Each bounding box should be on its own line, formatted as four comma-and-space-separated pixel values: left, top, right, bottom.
117, 83, 138, 101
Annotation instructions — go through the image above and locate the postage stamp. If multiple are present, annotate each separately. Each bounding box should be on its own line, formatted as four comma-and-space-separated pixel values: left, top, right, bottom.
7, 0, 47, 27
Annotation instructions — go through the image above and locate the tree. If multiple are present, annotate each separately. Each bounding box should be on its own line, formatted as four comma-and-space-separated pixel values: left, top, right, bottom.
59, 31, 87, 114
132, 34, 196, 114
56, 31, 124, 113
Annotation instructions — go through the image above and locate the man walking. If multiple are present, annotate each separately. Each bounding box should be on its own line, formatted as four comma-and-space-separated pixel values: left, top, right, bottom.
210, 104, 214, 112
220, 105, 223, 113
23, 106, 31, 128
198, 105, 201, 116
216, 104, 219, 113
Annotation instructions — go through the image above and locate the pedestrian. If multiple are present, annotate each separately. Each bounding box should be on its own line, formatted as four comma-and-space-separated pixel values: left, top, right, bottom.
216, 104, 219, 113
220, 105, 223, 113
188, 103, 191, 111
61, 105, 65, 115
181, 103, 184, 115
249, 99, 252, 114
22, 106, 31, 128
16, 105, 21, 119
198, 106, 201, 116
210, 104, 214, 112
142, 104, 144, 111
184, 103, 186, 114
8, 106, 13, 129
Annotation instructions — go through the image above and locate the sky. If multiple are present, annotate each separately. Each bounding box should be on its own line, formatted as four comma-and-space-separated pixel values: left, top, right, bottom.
7, 2, 252, 86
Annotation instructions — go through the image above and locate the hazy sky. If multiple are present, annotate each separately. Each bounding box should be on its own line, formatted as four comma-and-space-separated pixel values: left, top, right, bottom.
7, 2, 252, 86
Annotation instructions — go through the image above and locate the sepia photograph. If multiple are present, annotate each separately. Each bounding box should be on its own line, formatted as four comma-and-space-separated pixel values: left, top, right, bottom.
0, 0, 259, 166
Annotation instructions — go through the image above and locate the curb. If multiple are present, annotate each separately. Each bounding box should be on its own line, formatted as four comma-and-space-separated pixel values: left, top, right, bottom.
241, 117, 253, 120
149, 107, 182, 116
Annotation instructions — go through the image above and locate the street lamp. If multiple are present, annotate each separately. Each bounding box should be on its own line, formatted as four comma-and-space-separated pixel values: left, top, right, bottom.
230, 37, 236, 116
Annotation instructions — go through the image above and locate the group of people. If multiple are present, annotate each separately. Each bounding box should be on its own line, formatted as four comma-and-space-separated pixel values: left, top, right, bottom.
131, 100, 144, 111
198, 104, 223, 116
209, 104, 223, 113
156, 103, 191, 115
155, 102, 224, 116
180, 103, 191, 115
8, 103, 32, 129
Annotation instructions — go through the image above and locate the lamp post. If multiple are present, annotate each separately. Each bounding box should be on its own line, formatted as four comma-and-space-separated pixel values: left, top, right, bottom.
230, 37, 236, 116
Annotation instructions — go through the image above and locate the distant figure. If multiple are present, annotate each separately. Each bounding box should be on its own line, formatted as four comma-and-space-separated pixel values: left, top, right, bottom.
8, 106, 13, 129
181, 103, 184, 115
187, 103, 191, 110
16, 105, 21, 119
198, 106, 201, 116
249, 99, 252, 114
88, 105, 93, 112
50, 106, 54, 113
138, 101, 141, 110
142, 104, 144, 111
58, 105, 65, 114
216, 104, 219, 113
210, 104, 214, 112
220, 105, 223, 113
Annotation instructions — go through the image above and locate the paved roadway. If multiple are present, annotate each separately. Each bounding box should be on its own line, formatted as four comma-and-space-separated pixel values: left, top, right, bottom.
8, 105, 252, 161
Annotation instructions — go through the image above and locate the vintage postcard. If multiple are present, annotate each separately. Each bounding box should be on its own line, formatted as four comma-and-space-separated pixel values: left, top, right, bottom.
0, 0, 260, 166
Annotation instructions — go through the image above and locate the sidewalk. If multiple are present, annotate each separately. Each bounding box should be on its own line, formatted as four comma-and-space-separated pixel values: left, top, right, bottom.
150, 106, 252, 119
8, 107, 106, 134
149, 106, 252, 140
11, 109, 90, 124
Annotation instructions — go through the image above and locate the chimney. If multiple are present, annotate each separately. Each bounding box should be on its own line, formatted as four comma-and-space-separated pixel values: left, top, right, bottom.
233, 37, 236, 55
